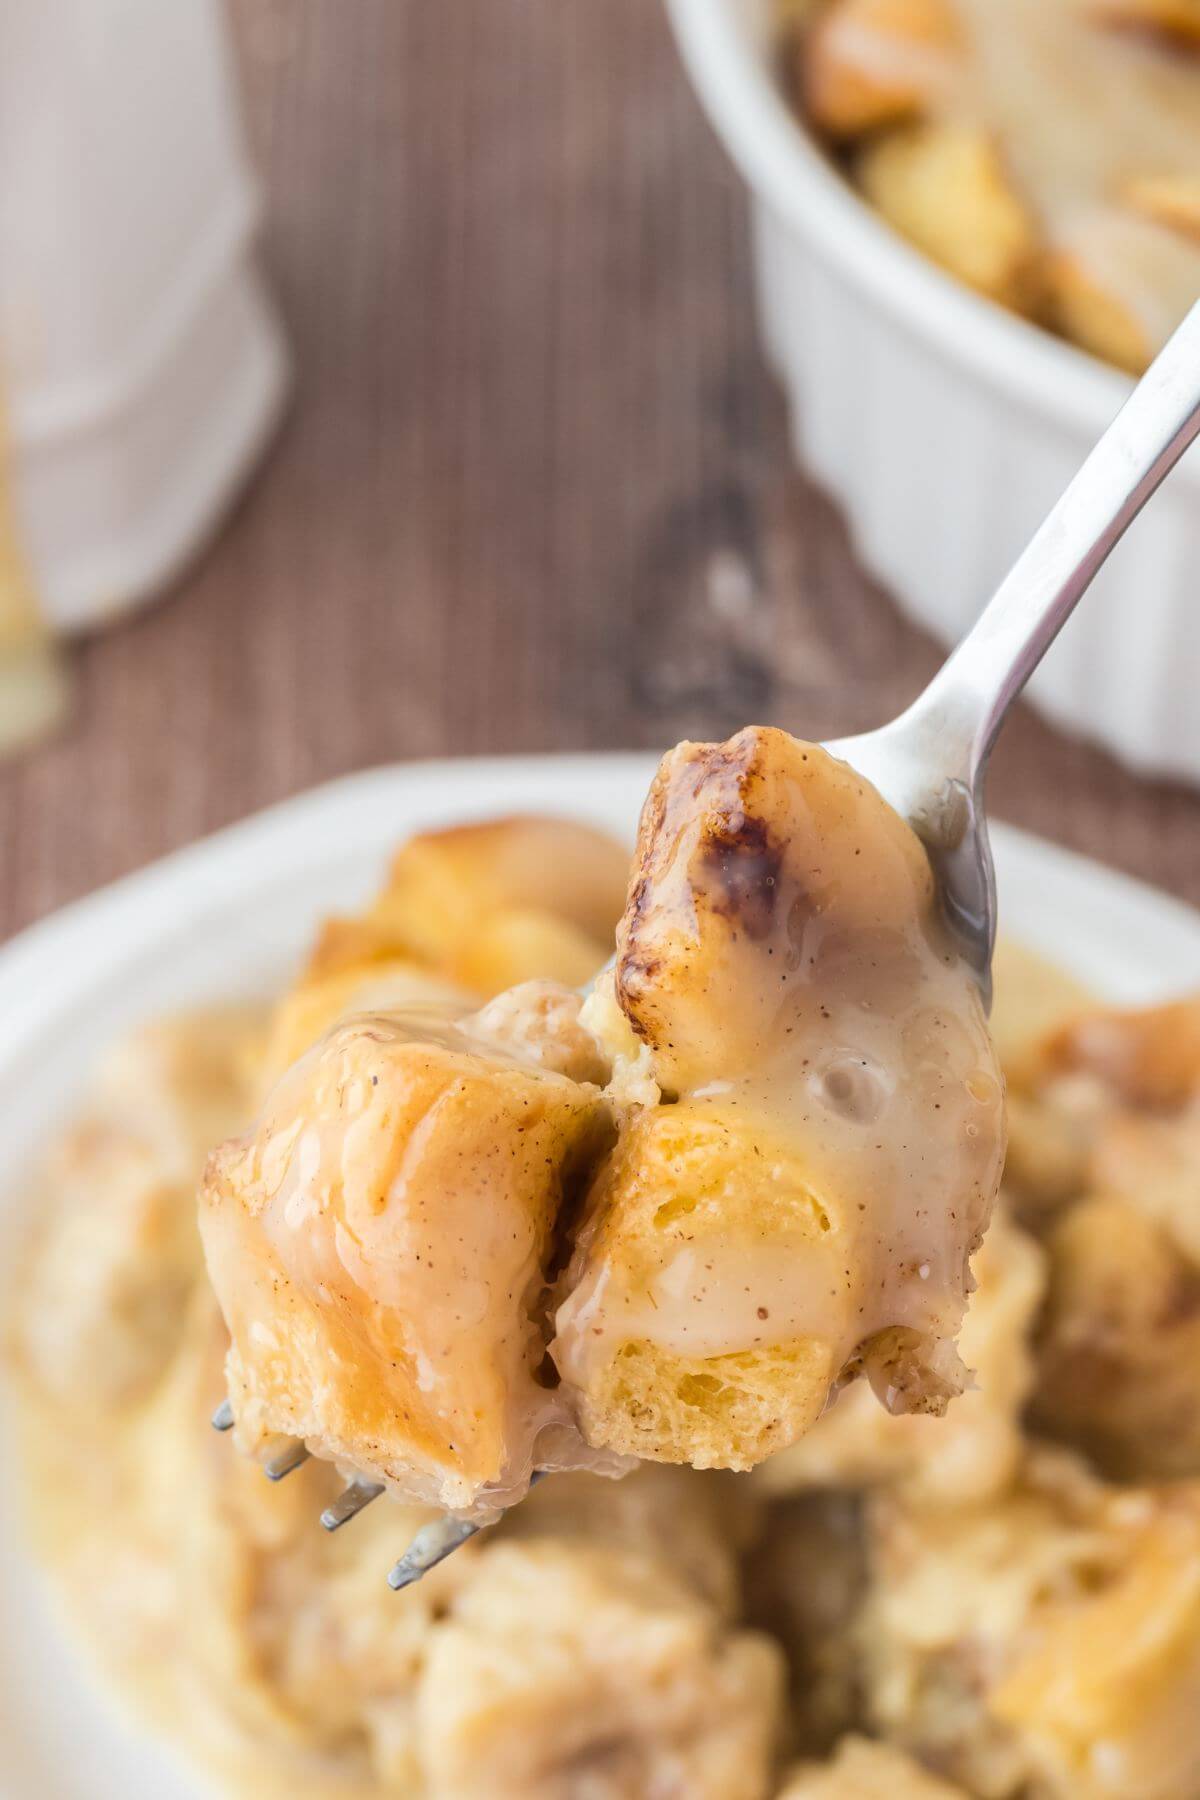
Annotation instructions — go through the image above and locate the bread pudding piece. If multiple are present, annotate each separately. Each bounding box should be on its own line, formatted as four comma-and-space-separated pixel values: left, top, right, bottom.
987, 940, 1095, 1095
263, 958, 473, 1087
310, 814, 631, 998
857, 123, 1039, 309
789, 0, 1200, 372
1003, 994, 1200, 1221
755, 1203, 1045, 1509
780, 1737, 969, 1798
994, 991, 1200, 1478
415, 1539, 784, 1800
799, 0, 962, 138
119, 1297, 481, 1780
153, 1321, 781, 1797
265, 814, 631, 1080
862, 1448, 1200, 1800
21, 1148, 780, 1800
200, 995, 621, 1518
1034, 1198, 1200, 1481
1036, 995, 1200, 1114
506, 1461, 761, 1617
202, 813, 634, 1520
553, 726, 1005, 1473
1032, 1112, 1200, 1479
181, 1400, 780, 1796
203, 813, 635, 1517
17, 1008, 264, 1409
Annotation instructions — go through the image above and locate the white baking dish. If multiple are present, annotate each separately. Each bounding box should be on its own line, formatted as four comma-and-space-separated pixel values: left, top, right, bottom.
665, 0, 1200, 782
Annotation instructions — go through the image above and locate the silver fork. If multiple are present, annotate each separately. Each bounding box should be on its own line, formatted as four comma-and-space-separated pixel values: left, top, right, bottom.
213, 300, 1200, 1586
831, 301, 1200, 1006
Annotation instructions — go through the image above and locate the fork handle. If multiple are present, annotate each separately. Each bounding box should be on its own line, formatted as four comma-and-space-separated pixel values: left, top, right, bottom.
913, 300, 1200, 782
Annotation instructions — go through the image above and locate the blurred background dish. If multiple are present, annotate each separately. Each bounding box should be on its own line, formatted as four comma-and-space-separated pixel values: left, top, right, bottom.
786, 0, 1200, 376
666, 0, 1200, 780
2, 2, 1200, 943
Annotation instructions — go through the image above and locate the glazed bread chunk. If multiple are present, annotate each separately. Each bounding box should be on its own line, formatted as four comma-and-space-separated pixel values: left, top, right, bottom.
200, 997, 618, 1516
553, 727, 1006, 1471
203, 757, 1001, 1505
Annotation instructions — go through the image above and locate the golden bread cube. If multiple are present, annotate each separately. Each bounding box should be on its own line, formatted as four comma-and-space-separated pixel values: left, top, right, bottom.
801, 0, 962, 138
200, 1011, 612, 1515
857, 124, 1039, 310
610, 726, 940, 1091
1093, 1105, 1200, 1262
554, 1104, 845, 1470
1124, 174, 1200, 244
989, 939, 1096, 1094
261, 955, 470, 1084
1033, 1186, 1200, 1480
1042, 248, 1155, 374
450, 904, 613, 994
1002, 1088, 1096, 1217
311, 815, 629, 994
1004, 994, 1200, 1218
1036, 994, 1200, 1111
1038, 200, 1200, 378
414, 1539, 785, 1800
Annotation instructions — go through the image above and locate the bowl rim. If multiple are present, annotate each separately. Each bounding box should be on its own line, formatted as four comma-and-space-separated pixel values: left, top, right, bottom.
662, 0, 1191, 451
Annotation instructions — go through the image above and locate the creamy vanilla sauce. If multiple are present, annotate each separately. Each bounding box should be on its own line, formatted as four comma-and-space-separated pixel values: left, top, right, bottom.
555, 735, 1005, 1406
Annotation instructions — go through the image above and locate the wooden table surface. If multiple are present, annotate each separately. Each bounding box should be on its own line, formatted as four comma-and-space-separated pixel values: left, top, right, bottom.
2, 0, 1198, 943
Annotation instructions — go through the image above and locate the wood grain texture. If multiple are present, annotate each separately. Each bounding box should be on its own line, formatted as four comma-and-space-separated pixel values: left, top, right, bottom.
1, 0, 1198, 942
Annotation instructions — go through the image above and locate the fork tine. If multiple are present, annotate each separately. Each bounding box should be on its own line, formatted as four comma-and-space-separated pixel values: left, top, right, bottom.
386, 1470, 549, 1589
321, 1479, 384, 1532
388, 1512, 482, 1589
264, 1440, 310, 1481
211, 1398, 235, 1432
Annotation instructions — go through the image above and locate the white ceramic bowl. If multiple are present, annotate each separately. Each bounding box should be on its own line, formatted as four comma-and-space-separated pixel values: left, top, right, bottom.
4, 753, 1200, 1795
665, 0, 1200, 782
